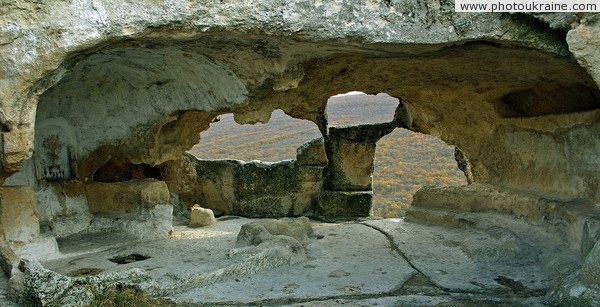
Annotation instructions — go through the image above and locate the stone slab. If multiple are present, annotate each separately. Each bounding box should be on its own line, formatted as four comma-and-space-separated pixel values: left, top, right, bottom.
364, 214, 582, 294
6, 215, 582, 306
40, 218, 414, 305
169, 223, 415, 305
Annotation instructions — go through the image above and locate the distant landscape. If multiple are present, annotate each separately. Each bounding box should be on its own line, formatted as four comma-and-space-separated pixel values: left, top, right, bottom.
188, 93, 467, 217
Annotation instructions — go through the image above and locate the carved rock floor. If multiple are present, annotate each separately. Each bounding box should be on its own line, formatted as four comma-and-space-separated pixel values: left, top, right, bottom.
2, 212, 583, 306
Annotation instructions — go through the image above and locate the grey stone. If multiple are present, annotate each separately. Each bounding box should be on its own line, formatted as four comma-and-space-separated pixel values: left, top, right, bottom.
581, 238, 600, 284
236, 216, 314, 246
317, 190, 372, 220
365, 215, 581, 295
0, 2, 600, 306
14, 259, 159, 306
568, 21, 600, 86
545, 240, 600, 305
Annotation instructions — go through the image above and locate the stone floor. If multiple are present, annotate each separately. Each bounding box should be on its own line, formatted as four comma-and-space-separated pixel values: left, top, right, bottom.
2, 211, 584, 306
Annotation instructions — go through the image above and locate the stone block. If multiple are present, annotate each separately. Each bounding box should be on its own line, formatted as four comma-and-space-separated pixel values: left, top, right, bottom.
2, 129, 34, 173
0, 186, 40, 244
324, 139, 375, 191
189, 205, 216, 227
234, 197, 293, 218
198, 179, 230, 215
235, 161, 298, 199
236, 216, 314, 246
317, 190, 372, 219
85, 182, 138, 215
323, 124, 395, 191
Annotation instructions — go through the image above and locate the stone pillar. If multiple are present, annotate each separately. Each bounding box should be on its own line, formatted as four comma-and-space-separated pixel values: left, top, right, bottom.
318, 123, 395, 220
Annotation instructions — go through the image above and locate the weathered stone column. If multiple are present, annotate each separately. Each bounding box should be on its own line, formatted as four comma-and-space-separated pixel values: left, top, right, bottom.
318, 123, 395, 220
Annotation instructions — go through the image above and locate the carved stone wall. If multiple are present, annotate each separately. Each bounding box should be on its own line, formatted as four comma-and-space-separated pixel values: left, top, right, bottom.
0, 2, 600, 304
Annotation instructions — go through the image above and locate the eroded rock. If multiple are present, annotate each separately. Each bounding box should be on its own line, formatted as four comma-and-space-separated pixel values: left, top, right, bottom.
188, 205, 216, 227
547, 238, 600, 306
163, 153, 322, 218
317, 191, 373, 220
236, 216, 314, 246
226, 217, 313, 278
15, 259, 157, 306
0, 1, 599, 306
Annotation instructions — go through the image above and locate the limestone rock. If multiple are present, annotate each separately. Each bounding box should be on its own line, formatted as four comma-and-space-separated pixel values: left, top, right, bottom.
0, 0, 579, 174
581, 238, 600, 284
410, 184, 558, 221
568, 21, 600, 86
188, 205, 216, 228
459, 226, 536, 264
28, 182, 92, 239
163, 155, 322, 218
17, 260, 74, 306
79, 179, 173, 239
546, 239, 600, 306
227, 217, 313, 274
324, 124, 394, 191
317, 191, 372, 221
0, 186, 40, 244
86, 204, 173, 240
1, 129, 34, 173
236, 216, 314, 246
296, 138, 327, 167
85, 179, 169, 215
15, 259, 158, 306
0, 3, 599, 306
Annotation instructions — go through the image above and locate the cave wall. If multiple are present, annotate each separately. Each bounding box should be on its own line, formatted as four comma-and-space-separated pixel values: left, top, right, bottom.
15, 41, 600, 206
0, 1, 599, 299
0, 1, 598, 304
1, 2, 598, 209
0, 0, 577, 173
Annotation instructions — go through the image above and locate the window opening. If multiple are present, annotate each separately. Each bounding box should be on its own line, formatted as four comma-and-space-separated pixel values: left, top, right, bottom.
188, 110, 321, 162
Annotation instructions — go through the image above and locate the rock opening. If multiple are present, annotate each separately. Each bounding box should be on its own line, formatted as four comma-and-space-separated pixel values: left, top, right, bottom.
373, 128, 467, 217
188, 110, 321, 162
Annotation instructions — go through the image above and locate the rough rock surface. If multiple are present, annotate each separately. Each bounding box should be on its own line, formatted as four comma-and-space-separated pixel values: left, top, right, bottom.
188, 205, 216, 228
235, 216, 314, 246
1, 1, 600, 306
2, 216, 579, 306
162, 153, 323, 218
409, 184, 600, 255
324, 123, 395, 191
568, 19, 600, 86
15, 259, 157, 306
